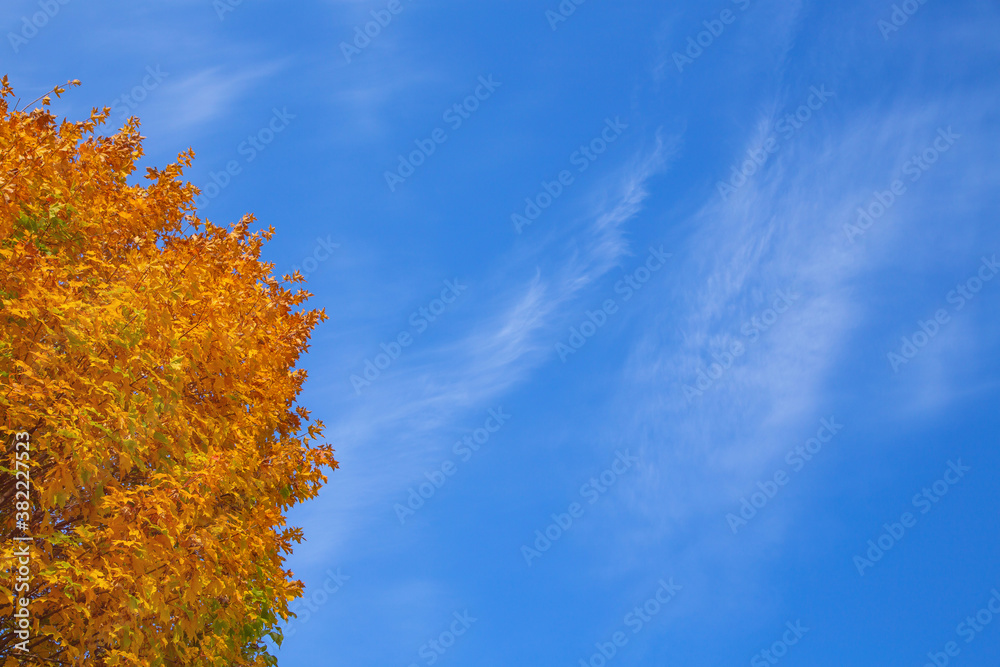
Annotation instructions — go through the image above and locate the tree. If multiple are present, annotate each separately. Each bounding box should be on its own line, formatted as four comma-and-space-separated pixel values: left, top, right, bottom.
0, 78, 337, 666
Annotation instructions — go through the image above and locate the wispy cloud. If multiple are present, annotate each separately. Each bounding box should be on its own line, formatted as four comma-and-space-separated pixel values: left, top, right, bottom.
300, 137, 678, 563
609, 90, 1000, 569
146, 62, 286, 137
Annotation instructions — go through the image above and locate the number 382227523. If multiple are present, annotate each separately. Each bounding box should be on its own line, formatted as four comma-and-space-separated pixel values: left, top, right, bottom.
14, 431, 30, 520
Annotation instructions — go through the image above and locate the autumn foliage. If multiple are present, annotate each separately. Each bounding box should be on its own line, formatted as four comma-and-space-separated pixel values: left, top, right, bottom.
0, 78, 336, 665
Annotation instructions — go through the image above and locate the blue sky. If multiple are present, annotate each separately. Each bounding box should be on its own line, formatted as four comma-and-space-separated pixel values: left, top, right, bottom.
6, 0, 1000, 664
